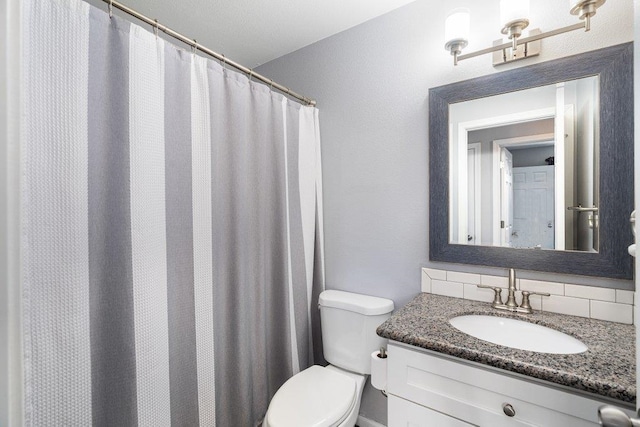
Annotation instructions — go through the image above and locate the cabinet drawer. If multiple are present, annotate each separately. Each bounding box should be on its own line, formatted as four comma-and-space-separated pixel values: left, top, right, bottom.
387, 343, 631, 427
389, 394, 472, 427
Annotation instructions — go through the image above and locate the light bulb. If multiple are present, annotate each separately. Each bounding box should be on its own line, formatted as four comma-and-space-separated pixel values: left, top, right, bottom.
444, 8, 470, 45
500, 0, 530, 26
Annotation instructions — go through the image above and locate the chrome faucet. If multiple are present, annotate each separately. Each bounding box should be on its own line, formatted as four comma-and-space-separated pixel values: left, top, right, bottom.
477, 268, 549, 314
505, 268, 518, 309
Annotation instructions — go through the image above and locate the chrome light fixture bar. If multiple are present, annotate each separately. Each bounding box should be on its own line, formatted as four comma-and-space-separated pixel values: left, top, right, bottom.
445, 0, 606, 66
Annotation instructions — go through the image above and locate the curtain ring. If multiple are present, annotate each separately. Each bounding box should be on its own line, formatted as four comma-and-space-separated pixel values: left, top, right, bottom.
269, 79, 274, 91
153, 19, 159, 39
191, 39, 197, 56
221, 54, 227, 70
249, 69, 253, 82
109, 0, 113, 18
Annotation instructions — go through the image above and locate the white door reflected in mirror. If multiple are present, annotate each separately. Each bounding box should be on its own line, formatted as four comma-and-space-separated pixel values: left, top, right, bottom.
449, 75, 599, 252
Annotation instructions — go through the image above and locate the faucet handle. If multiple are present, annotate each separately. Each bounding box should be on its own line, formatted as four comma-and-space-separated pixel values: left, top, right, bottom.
519, 291, 551, 311
477, 285, 504, 307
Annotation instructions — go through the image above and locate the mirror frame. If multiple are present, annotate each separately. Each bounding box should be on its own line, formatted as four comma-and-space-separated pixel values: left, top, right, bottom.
429, 43, 634, 279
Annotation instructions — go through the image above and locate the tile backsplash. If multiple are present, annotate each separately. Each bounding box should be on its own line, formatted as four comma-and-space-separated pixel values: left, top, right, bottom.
422, 268, 634, 325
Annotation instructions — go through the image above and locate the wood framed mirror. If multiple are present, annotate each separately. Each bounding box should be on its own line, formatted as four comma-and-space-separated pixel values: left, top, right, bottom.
429, 43, 633, 280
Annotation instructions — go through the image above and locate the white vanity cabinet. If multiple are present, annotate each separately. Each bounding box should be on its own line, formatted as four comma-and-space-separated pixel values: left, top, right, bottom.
387, 343, 635, 427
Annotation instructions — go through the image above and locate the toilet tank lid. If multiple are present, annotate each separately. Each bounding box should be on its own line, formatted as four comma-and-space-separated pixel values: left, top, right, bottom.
319, 290, 394, 315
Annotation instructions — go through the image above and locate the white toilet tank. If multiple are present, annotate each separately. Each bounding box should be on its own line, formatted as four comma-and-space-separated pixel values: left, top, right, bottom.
319, 290, 394, 375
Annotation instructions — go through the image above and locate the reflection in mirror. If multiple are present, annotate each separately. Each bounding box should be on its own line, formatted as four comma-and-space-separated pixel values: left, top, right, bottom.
449, 76, 599, 252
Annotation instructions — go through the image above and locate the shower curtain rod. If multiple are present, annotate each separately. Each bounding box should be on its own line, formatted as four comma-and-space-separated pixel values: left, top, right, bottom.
101, 0, 317, 106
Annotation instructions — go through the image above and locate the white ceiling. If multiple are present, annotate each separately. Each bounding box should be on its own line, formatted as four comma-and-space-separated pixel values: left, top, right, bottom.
106, 0, 417, 68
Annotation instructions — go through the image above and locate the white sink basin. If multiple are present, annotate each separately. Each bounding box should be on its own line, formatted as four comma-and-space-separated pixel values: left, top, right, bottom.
449, 315, 588, 354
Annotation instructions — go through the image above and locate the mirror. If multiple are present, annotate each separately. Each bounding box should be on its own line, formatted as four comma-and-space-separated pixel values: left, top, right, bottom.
449, 76, 599, 252
429, 43, 633, 280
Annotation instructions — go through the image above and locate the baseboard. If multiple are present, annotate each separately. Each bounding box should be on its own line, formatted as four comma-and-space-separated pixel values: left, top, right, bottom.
357, 414, 386, 427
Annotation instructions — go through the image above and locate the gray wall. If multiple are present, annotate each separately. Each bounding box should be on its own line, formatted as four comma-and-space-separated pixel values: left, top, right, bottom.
511, 146, 555, 168
257, 0, 634, 423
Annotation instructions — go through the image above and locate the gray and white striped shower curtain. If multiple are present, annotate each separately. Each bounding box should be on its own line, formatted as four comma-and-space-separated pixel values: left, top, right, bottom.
21, 0, 325, 425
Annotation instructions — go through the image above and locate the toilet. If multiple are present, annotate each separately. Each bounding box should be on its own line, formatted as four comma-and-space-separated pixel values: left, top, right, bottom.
263, 290, 394, 427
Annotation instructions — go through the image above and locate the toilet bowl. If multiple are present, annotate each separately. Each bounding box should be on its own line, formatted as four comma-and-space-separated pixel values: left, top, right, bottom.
262, 290, 394, 427
262, 365, 365, 427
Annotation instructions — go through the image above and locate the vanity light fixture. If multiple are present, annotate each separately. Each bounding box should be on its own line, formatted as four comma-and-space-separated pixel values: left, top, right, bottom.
444, 0, 606, 66
500, 0, 530, 52
444, 8, 470, 66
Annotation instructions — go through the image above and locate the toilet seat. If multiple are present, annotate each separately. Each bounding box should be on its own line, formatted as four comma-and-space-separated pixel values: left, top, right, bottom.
265, 365, 357, 427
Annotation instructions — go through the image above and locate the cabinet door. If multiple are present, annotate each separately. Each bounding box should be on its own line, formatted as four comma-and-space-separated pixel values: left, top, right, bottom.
387, 344, 613, 426
389, 395, 472, 427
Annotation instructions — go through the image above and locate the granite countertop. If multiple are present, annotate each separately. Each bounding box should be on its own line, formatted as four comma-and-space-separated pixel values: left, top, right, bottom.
376, 293, 635, 404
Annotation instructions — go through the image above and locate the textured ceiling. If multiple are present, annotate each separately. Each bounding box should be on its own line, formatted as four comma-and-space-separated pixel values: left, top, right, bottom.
95, 0, 417, 68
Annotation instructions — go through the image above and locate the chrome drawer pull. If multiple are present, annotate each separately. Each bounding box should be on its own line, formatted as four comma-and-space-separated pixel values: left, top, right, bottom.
503, 403, 516, 417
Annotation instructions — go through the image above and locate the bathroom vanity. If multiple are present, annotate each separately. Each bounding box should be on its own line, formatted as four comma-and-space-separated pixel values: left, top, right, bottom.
414, 42, 637, 426
377, 293, 636, 426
